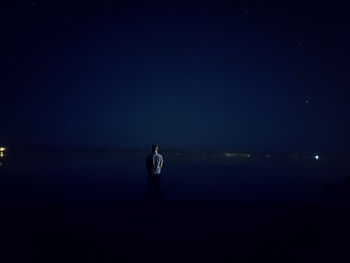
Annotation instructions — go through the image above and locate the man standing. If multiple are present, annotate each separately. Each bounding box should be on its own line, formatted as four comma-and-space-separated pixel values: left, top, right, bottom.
146, 144, 163, 175
146, 144, 163, 205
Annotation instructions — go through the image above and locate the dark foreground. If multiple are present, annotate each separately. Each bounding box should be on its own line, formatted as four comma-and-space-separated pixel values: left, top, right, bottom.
1, 152, 349, 262
2, 203, 350, 263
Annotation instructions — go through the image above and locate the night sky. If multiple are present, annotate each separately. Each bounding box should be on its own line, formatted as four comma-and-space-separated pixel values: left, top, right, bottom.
1, 0, 350, 152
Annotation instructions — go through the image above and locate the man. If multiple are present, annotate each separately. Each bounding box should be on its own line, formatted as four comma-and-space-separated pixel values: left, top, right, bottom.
146, 144, 163, 175
146, 144, 163, 205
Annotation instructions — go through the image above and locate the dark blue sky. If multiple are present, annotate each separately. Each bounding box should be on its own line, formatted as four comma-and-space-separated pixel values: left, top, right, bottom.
1, 0, 350, 152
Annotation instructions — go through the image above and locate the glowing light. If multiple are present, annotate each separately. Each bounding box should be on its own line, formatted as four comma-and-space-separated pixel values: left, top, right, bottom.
0, 152, 3, 158
315, 155, 319, 160
224, 153, 251, 158
224, 153, 237, 157
0, 147, 6, 152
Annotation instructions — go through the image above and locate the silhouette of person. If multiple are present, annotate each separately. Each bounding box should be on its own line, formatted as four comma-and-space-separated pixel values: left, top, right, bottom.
146, 144, 163, 206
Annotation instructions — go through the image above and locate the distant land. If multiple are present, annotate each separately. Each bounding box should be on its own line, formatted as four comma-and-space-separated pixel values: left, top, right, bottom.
1, 146, 350, 160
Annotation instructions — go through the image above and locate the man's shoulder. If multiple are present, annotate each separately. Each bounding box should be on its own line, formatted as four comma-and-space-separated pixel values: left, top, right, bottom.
156, 153, 163, 159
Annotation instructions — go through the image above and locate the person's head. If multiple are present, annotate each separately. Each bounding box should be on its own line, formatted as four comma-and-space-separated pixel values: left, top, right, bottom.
152, 144, 159, 153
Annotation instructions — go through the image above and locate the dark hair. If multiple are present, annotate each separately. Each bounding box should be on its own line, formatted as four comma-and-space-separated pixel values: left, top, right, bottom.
152, 144, 158, 152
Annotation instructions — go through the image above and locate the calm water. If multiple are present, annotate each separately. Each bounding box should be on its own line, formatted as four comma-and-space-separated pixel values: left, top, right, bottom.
1, 152, 349, 262
0, 152, 348, 205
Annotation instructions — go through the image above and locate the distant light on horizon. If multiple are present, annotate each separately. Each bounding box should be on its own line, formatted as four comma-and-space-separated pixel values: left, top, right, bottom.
224, 152, 251, 158
224, 153, 238, 158
0, 147, 6, 152
315, 155, 319, 160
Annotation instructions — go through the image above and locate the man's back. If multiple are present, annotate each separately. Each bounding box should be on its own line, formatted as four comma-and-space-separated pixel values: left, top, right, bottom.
146, 152, 163, 175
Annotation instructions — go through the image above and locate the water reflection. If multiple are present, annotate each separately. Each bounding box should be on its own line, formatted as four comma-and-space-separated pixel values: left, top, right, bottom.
147, 175, 163, 207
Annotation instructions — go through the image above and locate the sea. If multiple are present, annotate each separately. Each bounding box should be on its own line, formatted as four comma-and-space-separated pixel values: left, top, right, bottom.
1, 151, 349, 262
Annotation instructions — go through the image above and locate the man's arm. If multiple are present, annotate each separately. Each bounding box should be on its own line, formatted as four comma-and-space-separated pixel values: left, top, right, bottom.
160, 156, 163, 168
